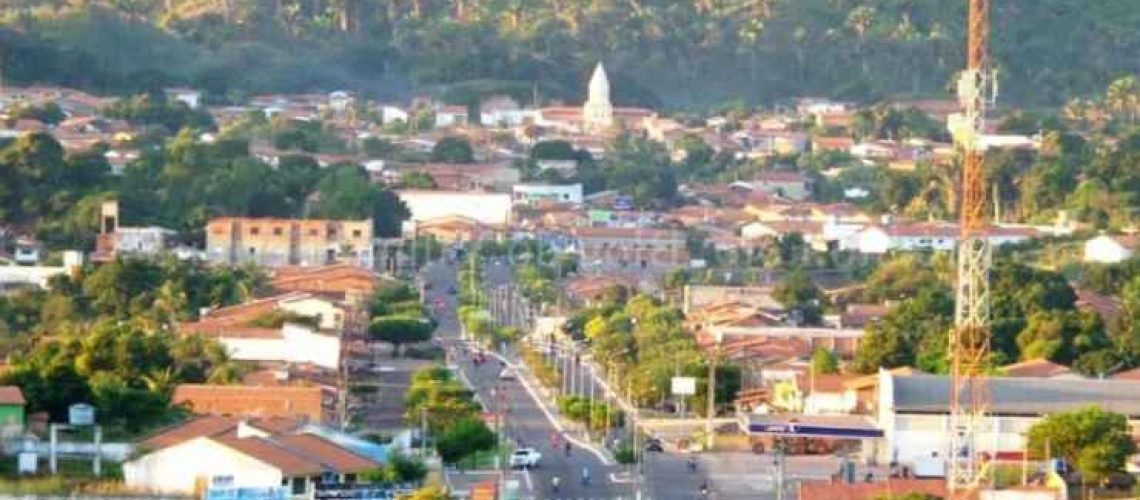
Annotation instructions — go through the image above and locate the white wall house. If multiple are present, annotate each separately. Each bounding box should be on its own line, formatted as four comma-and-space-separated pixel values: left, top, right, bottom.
1084, 234, 1138, 264
221, 323, 341, 370
512, 183, 583, 205
277, 295, 346, 331
164, 88, 202, 109
853, 224, 1035, 254
380, 105, 409, 124
115, 227, 177, 256
804, 389, 859, 416
124, 437, 283, 494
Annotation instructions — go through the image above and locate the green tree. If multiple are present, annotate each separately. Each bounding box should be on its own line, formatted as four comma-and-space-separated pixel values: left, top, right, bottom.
811, 347, 839, 374
370, 316, 436, 356
430, 136, 475, 163
435, 417, 496, 465
312, 165, 410, 237
1027, 406, 1136, 484
773, 268, 823, 325
397, 486, 451, 500
399, 171, 439, 189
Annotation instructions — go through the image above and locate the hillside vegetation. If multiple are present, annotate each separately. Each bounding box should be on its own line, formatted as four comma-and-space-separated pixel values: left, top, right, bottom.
0, 0, 1137, 107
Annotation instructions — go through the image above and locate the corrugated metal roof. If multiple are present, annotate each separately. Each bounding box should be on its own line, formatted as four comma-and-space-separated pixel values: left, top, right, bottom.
892, 373, 1140, 416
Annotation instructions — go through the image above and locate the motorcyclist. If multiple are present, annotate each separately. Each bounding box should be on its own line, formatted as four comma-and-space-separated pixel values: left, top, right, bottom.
552, 476, 561, 492
700, 481, 710, 497
565, 441, 572, 456
581, 466, 590, 485
687, 456, 698, 473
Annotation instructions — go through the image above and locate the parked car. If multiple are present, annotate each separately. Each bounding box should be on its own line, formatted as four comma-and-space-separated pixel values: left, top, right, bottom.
510, 448, 542, 469
499, 367, 517, 380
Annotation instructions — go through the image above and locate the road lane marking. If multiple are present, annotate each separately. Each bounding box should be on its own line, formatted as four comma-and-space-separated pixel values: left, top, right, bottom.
523, 468, 534, 491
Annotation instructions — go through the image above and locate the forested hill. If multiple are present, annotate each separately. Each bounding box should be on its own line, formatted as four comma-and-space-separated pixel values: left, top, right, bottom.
1, 0, 1137, 109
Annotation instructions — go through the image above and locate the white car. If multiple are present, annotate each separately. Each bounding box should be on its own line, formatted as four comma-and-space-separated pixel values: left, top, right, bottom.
498, 367, 517, 380
509, 448, 542, 469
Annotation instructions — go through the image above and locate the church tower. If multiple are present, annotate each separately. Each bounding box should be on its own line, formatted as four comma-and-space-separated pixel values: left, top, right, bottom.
582, 62, 614, 132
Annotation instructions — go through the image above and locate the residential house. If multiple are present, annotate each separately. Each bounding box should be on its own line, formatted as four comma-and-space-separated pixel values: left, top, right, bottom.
434, 105, 468, 128
812, 136, 855, 153
851, 223, 1035, 254
771, 373, 860, 415
701, 325, 864, 358
571, 226, 689, 270
178, 293, 350, 369
0, 386, 25, 436
93, 201, 179, 262
270, 264, 382, 299
1083, 234, 1139, 264
379, 105, 409, 124
753, 171, 811, 201
173, 384, 325, 422
164, 88, 202, 109
849, 141, 896, 160
512, 183, 584, 206
205, 217, 374, 269
387, 163, 521, 192
123, 416, 381, 496
415, 215, 501, 243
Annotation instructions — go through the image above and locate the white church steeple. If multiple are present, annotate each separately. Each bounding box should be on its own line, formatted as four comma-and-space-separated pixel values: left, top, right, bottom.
582, 62, 614, 131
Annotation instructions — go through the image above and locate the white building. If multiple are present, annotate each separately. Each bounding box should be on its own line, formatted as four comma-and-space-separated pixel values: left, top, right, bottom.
1083, 234, 1138, 264
582, 63, 614, 132
852, 223, 1035, 254
380, 105, 409, 124
123, 416, 381, 496
164, 88, 202, 109
115, 227, 178, 255
512, 183, 583, 205
397, 191, 512, 227
876, 370, 1140, 467
222, 323, 341, 370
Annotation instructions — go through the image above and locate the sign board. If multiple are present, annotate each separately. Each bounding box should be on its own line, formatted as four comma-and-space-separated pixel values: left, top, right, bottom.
747, 422, 884, 438
68, 403, 95, 426
671, 376, 697, 396
205, 487, 287, 500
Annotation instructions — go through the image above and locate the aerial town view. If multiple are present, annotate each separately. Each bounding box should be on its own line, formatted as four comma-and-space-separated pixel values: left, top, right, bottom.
0, 0, 1137, 498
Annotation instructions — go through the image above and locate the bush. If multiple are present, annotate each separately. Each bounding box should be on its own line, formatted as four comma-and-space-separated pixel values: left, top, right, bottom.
614, 445, 636, 464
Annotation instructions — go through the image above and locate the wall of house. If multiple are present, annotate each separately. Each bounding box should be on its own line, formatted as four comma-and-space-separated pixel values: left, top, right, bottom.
123, 437, 283, 493
1084, 237, 1132, 264
399, 192, 512, 226
279, 298, 344, 331
220, 325, 339, 369
804, 391, 858, 415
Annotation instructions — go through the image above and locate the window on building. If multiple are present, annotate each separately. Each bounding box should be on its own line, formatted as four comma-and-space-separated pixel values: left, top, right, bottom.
248, 247, 256, 256
250, 227, 260, 236
309, 229, 319, 236
291, 477, 306, 495
273, 227, 284, 236
344, 473, 357, 484
212, 475, 234, 487
328, 228, 338, 238
352, 229, 362, 238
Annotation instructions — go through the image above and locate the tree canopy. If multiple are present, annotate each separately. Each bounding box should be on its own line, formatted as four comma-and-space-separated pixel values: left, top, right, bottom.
1027, 406, 1136, 484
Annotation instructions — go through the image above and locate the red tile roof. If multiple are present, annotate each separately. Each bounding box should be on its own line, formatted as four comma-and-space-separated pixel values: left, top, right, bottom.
173, 384, 324, 421
797, 478, 948, 500
0, 386, 26, 405
1001, 358, 1074, 378
212, 432, 325, 476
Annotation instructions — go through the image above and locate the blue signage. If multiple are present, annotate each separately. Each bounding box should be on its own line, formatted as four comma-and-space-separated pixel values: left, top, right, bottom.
205, 487, 287, 500
612, 196, 634, 210
748, 422, 884, 438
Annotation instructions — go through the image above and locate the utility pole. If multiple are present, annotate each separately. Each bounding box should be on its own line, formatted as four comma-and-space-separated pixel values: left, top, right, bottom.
706, 337, 721, 450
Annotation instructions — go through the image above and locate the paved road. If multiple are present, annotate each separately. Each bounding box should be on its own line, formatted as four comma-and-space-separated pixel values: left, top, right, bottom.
425, 260, 631, 499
